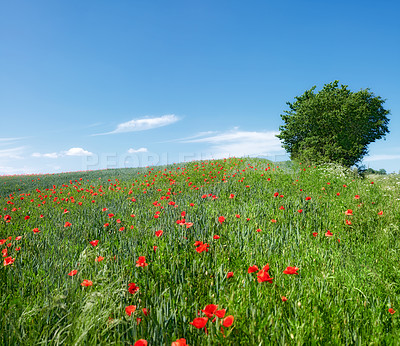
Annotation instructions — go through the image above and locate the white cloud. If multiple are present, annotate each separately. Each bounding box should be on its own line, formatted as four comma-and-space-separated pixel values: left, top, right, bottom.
95, 114, 179, 135
128, 147, 148, 154
180, 129, 285, 159
32, 152, 60, 159
32, 147, 93, 159
0, 147, 25, 159
363, 154, 400, 162
64, 147, 93, 156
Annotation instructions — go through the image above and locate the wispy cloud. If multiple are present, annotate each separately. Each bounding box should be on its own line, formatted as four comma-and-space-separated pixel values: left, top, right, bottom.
128, 147, 148, 154
178, 129, 285, 158
0, 146, 25, 159
32, 147, 93, 159
0, 137, 25, 143
364, 154, 400, 162
94, 114, 179, 135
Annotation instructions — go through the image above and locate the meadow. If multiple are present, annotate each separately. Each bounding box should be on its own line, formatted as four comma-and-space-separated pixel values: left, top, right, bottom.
1, 158, 399, 345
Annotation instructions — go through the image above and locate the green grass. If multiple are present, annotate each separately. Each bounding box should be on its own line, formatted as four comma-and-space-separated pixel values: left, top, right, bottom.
1, 158, 399, 345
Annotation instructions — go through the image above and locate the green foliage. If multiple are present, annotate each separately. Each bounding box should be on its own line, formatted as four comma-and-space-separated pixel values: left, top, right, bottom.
277, 81, 390, 167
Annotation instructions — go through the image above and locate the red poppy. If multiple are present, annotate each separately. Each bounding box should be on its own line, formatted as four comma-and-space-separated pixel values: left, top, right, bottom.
136, 256, 148, 267
202, 304, 218, 317
89, 240, 99, 247
345, 219, 352, 225
283, 266, 299, 275
81, 280, 93, 287
171, 338, 187, 346
102, 208, 108, 212
312, 232, 318, 237
189, 317, 208, 329
215, 309, 226, 318
298, 209, 303, 213
256, 228, 262, 232
227, 272, 234, 278
218, 216, 225, 224
354, 195, 360, 199
195, 243, 209, 253
257, 269, 273, 283
68, 269, 78, 276
3, 256, 15, 266
64, 222, 72, 227
235, 214, 240, 218
24, 215, 30, 220
325, 230, 333, 237
378, 211, 384, 216
389, 308, 396, 314
281, 296, 288, 302
305, 197, 311, 201
128, 282, 139, 294
213, 235, 220, 239
125, 305, 137, 316
222, 315, 234, 327
95, 256, 104, 262
108, 213, 114, 218
142, 308, 148, 316
155, 230, 163, 237
15, 236, 22, 241
32, 228, 40, 233
345, 209, 353, 216
248, 265, 259, 273
279, 206, 285, 210
229, 194, 235, 199
271, 219, 277, 223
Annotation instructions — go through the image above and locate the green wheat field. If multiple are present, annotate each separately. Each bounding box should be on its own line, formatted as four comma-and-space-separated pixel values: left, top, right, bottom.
1, 158, 399, 345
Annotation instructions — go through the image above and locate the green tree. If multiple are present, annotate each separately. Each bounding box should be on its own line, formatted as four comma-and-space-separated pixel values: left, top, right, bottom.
276, 81, 390, 167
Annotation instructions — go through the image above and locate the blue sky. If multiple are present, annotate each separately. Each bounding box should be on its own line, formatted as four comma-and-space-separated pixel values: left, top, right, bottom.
1, 0, 399, 174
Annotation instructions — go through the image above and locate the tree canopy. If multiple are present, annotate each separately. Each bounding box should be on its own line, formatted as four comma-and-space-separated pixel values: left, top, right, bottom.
276, 81, 390, 167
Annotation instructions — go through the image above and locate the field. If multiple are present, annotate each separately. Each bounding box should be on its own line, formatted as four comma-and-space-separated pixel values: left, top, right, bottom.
1, 158, 400, 345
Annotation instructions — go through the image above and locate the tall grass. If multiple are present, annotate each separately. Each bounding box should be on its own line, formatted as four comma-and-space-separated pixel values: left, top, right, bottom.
1, 158, 399, 345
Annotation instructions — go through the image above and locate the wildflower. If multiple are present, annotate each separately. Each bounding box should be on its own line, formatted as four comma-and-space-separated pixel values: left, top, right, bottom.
345, 219, 352, 225
229, 194, 235, 199
95, 256, 104, 262
279, 206, 285, 210
3, 256, 15, 266
257, 269, 273, 283
389, 308, 396, 315
345, 209, 353, 216
32, 228, 40, 233
213, 235, 220, 239
248, 265, 259, 273
354, 195, 360, 199
235, 214, 240, 218
81, 280, 93, 287
125, 305, 137, 316
215, 309, 226, 318
281, 296, 288, 302
128, 282, 139, 294
256, 228, 262, 232
298, 209, 303, 213
227, 272, 234, 278
64, 222, 72, 227
223, 315, 234, 327
312, 232, 318, 237
218, 216, 226, 224
325, 230, 333, 237
136, 256, 148, 267
172, 338, 187, 346
195, 243, 209, 253
155, 230, 163, 237
24, 215, 30, 220
378, 211, 384, 216
202, 304, 218, 318
89, 240, 99, 247
15, 236, 22, 241
271, 219, 277, 223
68, 270, 78, 276
189, 317, 208, 329
305, 197, 311, 201
283, 266, 299, 275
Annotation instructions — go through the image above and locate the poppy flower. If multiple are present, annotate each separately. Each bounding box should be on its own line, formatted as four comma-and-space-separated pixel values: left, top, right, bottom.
171, 338, 187, 346
281, 296, 288, 302
3, 256, 15, 266
125, 305, 137, 316
256, 228, 262, 232
345, 219, 352, 225
229, 194, 235, 199
142, 308, 148, 316
215, 309, 226, 318
312, 232, 318, 237
227, 272, 234, 278
248, 265, 259, 273
108, 213, 114, 218
279, 206, 285, 210
15, 236, 22, 241
257, 269, 273, 283
68, 269, 78, 276
354, 195, 360, 199
202, 304, 218, 317
195, 243, 209, 253
218, 216, 225, 224
305, 197, 311, 201
153, 246, 158, 252
95, 256, 104, 262
222, 315, 234, 327
298, 209, 303, 213
325, 230, 333, 237
213, 235, 220, 239
81, 280, 93, 287
189, 203, 195, 207
128, 282, 139, 294
283, 266, 299, 275
102, 208, 108, 212
378, 211, 384, 216
64, 222, 72, 227
389, 308, 396, 314
32, 228, 40, 233
136, 256, 148, 267
24, 215, 30, 220
345, 209, 353, 216
189, 317, 208, 329
89, 240, 99, 247
155, 230, 163, 237
271, 219, 277, 223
